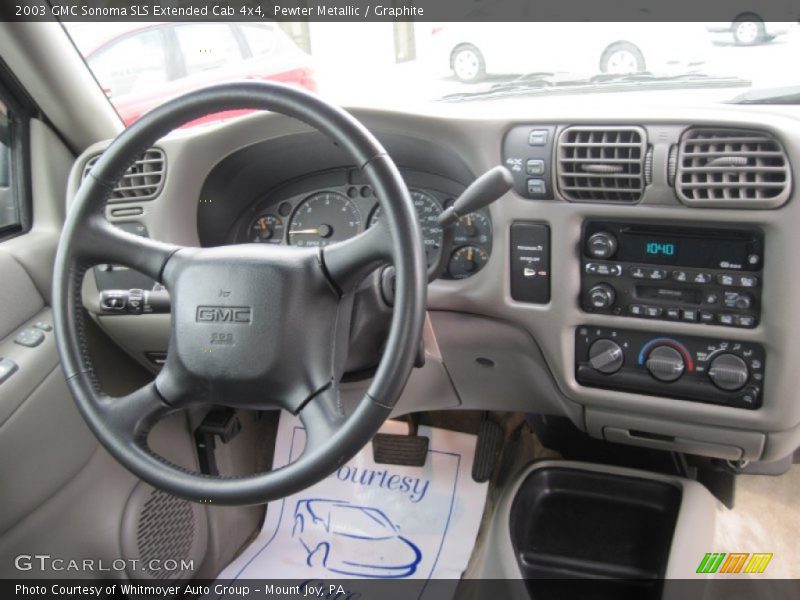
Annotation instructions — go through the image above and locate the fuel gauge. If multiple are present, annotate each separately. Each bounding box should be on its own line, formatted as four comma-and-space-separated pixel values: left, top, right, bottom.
453, 211, 491, 246
250, 213, 284, 244
448, 245, 489, 279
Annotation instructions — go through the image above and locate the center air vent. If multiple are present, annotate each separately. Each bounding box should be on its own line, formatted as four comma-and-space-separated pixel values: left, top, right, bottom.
675, 128, 790, 208
557, 126, 647, 203
82, 147, 166, 202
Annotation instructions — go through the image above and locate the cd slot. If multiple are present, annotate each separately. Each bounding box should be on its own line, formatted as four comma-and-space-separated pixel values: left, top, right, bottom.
635, 285, 702, 305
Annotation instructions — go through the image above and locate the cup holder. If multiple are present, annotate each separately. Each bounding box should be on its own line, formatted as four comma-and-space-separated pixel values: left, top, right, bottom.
510, 467, 681, 599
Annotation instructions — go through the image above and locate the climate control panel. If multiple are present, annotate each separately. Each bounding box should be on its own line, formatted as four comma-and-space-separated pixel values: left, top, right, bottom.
575, 326, 765, 409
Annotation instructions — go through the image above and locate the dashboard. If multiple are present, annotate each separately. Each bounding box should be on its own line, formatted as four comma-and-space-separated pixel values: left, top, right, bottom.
67, 97, 800, 466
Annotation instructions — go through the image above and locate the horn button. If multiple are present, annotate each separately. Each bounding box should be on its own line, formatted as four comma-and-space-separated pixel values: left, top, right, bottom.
157, 244, 340, 411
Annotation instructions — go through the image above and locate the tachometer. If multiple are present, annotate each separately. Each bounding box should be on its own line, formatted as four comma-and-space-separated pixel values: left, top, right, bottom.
288, 191, 363, 247
249, 213, 284, 244
369, 190, 443, 268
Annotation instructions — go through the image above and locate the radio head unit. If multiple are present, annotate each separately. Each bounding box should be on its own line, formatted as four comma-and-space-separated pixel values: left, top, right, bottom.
580, 221, 763, 328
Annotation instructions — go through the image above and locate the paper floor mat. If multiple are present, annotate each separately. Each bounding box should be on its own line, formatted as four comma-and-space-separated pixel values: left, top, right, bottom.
213, 414, 489, 598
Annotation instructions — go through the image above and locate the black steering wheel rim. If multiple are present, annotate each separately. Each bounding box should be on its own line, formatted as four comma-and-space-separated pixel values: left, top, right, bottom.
52, 82, 427, 505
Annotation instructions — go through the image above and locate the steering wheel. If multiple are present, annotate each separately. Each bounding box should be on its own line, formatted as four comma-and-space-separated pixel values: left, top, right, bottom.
52, 82, 427, 505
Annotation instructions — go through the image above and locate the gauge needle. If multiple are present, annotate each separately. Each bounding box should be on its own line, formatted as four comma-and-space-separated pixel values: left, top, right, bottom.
290, 228, 319, 235
258, 218, 268, 231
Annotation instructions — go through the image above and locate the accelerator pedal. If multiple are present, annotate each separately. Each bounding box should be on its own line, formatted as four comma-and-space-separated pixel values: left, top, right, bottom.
372, 414, 429, 467
472, 418, 504, 483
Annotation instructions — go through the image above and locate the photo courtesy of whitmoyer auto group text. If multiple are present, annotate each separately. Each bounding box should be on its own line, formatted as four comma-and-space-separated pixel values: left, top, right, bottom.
2, 0, 800, 599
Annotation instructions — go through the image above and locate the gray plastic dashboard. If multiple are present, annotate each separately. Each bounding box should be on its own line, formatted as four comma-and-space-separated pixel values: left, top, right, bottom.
66, 99, 800, 463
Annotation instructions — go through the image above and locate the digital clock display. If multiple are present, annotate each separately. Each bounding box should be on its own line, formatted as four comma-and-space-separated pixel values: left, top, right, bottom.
645, 242, 676, 256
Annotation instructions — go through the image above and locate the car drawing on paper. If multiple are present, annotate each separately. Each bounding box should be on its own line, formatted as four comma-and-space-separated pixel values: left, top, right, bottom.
292, 499, 422, 578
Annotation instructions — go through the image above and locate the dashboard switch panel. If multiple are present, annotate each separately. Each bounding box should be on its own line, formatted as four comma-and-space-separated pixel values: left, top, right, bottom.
575, 326, 765, 409
580, 221, 763, 328
503, 125, 557, 199
510, 222, 550, 304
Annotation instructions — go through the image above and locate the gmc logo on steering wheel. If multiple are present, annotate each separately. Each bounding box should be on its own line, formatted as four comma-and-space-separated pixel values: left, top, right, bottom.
196, 306, 252, 324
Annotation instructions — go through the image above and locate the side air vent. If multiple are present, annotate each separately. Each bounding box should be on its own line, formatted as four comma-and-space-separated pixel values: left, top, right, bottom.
82, 147, 166, 202
557, 126, 647, 203
676, 128, 791, 208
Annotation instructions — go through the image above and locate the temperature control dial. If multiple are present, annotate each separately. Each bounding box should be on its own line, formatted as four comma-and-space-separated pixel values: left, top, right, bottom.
645, 345, 685, 382
588, 339, 624, 374
708, 353, 749, 391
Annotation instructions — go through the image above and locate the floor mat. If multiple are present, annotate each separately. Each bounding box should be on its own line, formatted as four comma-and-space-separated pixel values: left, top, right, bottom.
213, 414, 489, 596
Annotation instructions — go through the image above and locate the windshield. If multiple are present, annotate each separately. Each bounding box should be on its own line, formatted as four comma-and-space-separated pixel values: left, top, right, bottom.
63, 21, 800, 125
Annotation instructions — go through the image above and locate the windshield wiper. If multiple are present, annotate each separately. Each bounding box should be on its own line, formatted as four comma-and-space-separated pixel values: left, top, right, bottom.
729, 85, 800, 105
440, 72, 752, 102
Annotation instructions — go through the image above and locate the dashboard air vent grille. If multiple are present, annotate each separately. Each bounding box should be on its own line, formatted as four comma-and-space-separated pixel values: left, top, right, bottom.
676, 128, 790, 207
557, 126, 646, 203
82, 148, 166, 202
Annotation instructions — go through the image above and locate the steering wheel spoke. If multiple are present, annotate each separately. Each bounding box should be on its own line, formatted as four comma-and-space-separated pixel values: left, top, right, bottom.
321, 220, 393, 294
98, 382, 173, 443
76, 215, 181, 283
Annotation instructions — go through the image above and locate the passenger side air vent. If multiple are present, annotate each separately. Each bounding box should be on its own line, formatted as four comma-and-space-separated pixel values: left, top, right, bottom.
82, 147, 166, 202
675, 128, 791, 208
557, 126, 647, 203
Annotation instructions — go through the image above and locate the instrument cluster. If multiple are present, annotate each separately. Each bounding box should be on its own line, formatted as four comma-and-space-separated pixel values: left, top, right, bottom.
234, 182, 493, 280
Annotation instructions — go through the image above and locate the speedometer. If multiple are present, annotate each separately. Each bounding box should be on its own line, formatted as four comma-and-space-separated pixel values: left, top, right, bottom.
369, 190, 443, 268
288, 191, 363, 247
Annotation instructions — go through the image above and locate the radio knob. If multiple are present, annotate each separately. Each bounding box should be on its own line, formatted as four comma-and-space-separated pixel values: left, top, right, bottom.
645, 346, 685, 382
586, 231, 618, 259
588, 339, 624, 374
588, 283, 616, 309
708, 353, 749, 391
734, 294, 753, 310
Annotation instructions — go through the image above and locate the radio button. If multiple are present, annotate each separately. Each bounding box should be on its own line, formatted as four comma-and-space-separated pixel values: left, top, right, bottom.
665, 307, 681, 320
631, 267, 646, 279
699, 311, 715, 323
717, 274, 736, 286
718, 313, 736, 326
693, 272, 712, 284
739, 275, 758, 288
591, 263, 622, 276
705, 293, 719, 305
629, 304, 645, 316
672, 270, 690, 282
645, 306, 663, 318
681, 309, 698, 322
737, 315, 756, 328
648, 268, 667, 280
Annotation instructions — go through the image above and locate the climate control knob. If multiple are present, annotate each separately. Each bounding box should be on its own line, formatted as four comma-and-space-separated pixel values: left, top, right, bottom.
645, 346, 685, 382
586, 231, 618, 259
588, 339, 624, 374
588, 283, 616, 309
708, 353, 749, 391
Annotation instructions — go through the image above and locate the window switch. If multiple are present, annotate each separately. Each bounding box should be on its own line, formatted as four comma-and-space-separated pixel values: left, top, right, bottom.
14, 328, 45, 348
0, 358, 17, 384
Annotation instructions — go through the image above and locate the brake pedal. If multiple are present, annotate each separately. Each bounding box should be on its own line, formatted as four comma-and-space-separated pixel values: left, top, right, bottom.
372, 414, 429, 467
472, 419, 504, 483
